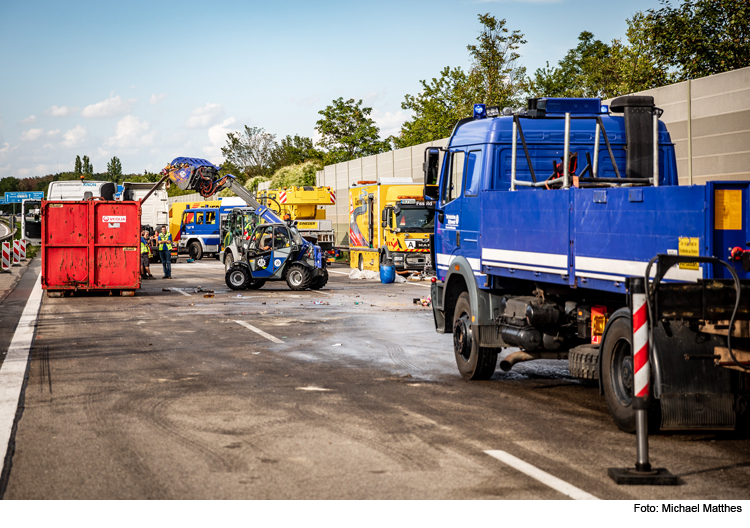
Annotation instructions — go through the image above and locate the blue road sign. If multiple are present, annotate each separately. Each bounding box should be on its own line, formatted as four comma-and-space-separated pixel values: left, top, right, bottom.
3, 191, 44, 203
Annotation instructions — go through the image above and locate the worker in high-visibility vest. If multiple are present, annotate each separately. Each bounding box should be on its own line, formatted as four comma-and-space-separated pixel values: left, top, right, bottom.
157, 225, 173, 279
140, 230, 155, 279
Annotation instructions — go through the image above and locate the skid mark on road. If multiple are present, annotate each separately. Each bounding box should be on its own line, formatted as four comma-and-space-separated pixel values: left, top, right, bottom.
485, 450, 598, 500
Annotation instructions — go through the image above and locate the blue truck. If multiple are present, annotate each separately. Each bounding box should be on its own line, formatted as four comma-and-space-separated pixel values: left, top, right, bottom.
177, 204, 243, 260
426, 96, 750, 433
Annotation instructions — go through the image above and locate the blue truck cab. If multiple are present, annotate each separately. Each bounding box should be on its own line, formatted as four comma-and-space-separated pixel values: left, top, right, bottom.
427, 96, 750, 432
178, 205, 242, 260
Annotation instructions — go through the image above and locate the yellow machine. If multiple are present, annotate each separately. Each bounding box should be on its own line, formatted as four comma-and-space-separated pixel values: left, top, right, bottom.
348, 181, 433, 272
257, 186, 336, 250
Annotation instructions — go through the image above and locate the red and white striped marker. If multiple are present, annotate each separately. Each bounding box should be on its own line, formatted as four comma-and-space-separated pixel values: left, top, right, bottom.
279, 191, 287, 204
18, 239, 26, 260
1, 241, 10, 270
330, 190, 336, 204
632, 287, 649, 399
12, 240, 21, 265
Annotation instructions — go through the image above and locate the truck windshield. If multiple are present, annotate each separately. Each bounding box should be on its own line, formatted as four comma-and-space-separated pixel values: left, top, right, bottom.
395, 207, 434, 232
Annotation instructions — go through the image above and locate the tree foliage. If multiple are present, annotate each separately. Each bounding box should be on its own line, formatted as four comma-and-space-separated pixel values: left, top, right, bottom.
396, 14, 528, 148
269, 134, 322, 172
268, 160, 322, 189
107, 156, 123, 183
220, 126, 277, 181
645, 0, 750, 80
315, 98, 390, 164
74, 155, 83, 176
82, 155, 93, 175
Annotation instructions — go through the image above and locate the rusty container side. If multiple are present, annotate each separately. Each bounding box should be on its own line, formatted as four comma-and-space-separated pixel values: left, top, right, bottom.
41, 200, 141, 292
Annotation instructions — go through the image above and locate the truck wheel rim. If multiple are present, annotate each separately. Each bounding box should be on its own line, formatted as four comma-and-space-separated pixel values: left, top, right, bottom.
453, 314, 472, 361
289, 269, 302, 286
611, 337, 633, 406
230, 270, 245, 286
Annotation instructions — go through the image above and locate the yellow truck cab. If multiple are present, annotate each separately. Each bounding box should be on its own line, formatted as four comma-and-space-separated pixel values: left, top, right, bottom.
349, 180, 433, 272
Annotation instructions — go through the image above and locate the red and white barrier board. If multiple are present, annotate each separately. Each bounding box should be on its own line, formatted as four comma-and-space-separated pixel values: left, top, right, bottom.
632, 290, 650, 398
12, 240, 21, 264
1, 241, 10, 270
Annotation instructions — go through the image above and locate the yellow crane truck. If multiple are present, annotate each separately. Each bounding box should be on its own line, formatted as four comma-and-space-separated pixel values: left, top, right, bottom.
257, 186, 336, 250
348, 180, 434, 272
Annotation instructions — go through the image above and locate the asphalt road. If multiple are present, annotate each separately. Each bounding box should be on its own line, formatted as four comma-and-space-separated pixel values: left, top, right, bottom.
2, 260, 749, 499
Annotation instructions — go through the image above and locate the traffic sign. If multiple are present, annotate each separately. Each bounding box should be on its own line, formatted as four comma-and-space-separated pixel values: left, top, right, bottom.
2, 191, 44, 203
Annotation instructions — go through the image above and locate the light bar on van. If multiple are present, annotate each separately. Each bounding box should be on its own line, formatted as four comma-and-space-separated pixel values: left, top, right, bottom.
486, 106, 500, 117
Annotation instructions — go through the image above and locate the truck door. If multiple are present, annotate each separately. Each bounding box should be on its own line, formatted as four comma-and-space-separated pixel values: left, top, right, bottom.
181, 210, 195, 238
436, 149, 466, 276
459, 148, 484, 274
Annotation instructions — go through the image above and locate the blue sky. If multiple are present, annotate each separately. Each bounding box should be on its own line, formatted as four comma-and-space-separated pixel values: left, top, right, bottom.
0, 0, 663, 179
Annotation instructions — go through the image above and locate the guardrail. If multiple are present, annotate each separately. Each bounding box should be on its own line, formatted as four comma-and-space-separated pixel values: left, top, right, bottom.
0, 218, 18, 243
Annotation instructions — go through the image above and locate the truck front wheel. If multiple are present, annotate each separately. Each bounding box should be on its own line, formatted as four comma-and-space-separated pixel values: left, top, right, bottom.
188, 241, 203, 260
453, 292, 498, 380
226, 266, 249, 290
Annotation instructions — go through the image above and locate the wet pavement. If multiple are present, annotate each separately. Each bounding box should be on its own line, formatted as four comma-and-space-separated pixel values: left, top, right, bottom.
2, 260, 749, 499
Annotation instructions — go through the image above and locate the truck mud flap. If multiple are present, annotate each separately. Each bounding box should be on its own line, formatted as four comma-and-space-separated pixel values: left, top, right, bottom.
660, 393, 735, 430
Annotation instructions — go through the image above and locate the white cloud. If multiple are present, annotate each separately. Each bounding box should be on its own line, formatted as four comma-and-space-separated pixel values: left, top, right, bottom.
47, 129, 61, 137
185, 103, 224, 129
21, 115, 37, 124
371, 109, 413, 138
17, 167, 31, 176
81, 95, 135, 118
106, 115, 155, 149
293, 95, 321, 107
0, 142, 10, 153
203, 117, 237, 160
149, 93, 167, 105
46, 105, 80, 117
20, 128, 45, 141
61, 125, 88, 148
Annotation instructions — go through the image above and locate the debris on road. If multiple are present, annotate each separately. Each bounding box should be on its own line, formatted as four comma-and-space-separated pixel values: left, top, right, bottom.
313, 301, 329, 305
413, 296, 432, 307
349, 269, 379, 280
203, 294, 214, 298
332, 343, 342, 347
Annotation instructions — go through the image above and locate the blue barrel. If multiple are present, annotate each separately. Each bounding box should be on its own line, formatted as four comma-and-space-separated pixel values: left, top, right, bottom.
380, 264, 395, 284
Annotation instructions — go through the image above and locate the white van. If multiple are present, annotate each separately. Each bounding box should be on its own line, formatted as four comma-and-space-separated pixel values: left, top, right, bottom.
47, 180, 116, 201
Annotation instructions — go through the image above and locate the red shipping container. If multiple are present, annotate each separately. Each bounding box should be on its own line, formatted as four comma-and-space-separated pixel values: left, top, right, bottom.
42, 200, 142, 297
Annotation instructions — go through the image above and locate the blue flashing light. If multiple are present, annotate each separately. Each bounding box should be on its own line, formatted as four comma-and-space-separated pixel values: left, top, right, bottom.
601, 104, 609, 113
473, 104, 487, 119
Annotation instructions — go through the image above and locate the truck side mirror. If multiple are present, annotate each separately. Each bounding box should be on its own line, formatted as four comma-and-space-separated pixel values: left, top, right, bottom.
423, 148, 441, 202
381, 208, 388, 228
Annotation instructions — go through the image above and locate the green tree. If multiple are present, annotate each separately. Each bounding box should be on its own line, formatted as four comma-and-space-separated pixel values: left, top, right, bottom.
220, 126, 277, 181
107, 156, 123, 183
466, 14, 527, 107
528, 19, 670, 99
269, 134, 322, 172
315, 98, 390, 164
74, 155, 83, 176
396, 67, 475, 148
395, 14, 528, 148
645, 0, 750, 80
82, 155, 93, 175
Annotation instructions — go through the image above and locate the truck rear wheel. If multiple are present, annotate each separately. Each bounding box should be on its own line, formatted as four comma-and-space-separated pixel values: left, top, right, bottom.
188, 241, 203, 260
568, 344, 599, 381
286, 264, 311, 291
358, 254, 363, 271
226, 266, 249, 290
453, 292, 498, 380
601, 312, 660, 433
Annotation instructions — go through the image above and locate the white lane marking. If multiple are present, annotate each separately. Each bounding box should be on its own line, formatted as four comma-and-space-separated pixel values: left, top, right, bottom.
234, 320, 284, 344
328, 270, 350, 275
484, 450, 599, 500
313, 290, 332, 295
171, 288, 191, 296
295, 386, 332, 392
0, 273, 43, 477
